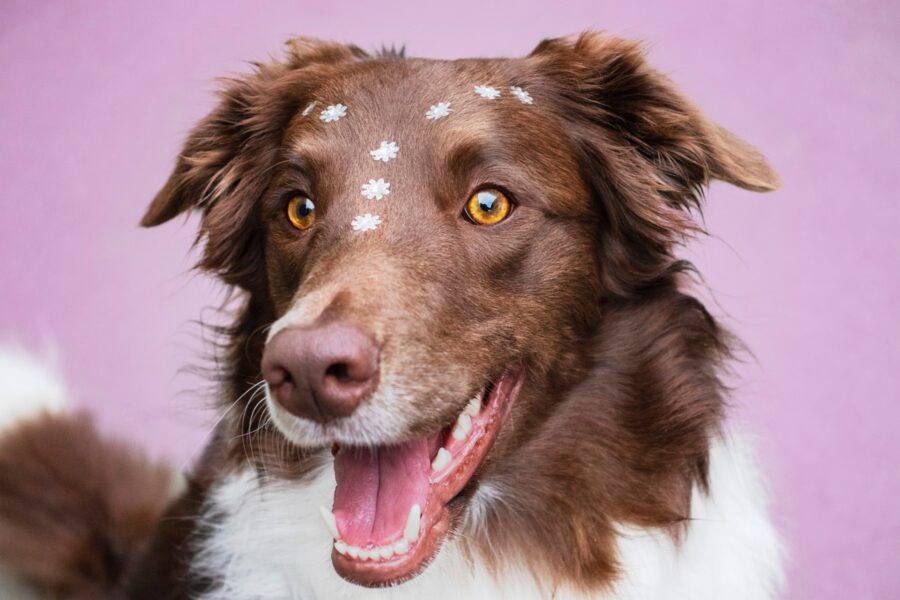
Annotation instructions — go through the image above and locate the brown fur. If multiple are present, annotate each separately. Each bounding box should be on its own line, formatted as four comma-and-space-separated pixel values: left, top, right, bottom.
0, 32, 778, 598
136, 31, 776, 594
0, 413, 175, 598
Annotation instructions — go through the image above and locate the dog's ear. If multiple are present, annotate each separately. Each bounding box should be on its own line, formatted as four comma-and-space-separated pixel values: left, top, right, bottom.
142, 37, 366, 227
141, 38, 365, 288
529, 32, 779, 196
528, 32, 779, 293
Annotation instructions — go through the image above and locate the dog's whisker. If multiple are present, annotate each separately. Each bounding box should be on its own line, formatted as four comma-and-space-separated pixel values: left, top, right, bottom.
178, 380, 266, 471
237, 389, 268, 467
229, 383, 267, 441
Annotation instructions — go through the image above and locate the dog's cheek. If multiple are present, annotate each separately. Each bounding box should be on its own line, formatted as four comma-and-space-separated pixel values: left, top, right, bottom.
485, 219, 600, 370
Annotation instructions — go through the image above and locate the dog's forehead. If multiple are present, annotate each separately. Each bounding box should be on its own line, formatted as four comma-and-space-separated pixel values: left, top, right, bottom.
280, 58, 586, 224
287, 58, 546, 164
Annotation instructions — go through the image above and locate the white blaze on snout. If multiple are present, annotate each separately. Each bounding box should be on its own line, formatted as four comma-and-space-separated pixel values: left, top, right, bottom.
266, 287, 337, 344
265, 253, 403, 345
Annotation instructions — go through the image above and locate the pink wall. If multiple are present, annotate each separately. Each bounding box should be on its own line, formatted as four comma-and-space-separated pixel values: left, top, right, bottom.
1, 1, 897, 598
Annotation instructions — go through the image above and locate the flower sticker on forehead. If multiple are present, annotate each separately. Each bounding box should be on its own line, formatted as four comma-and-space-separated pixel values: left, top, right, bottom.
352, 213, 381, 232
474, 85, 501, 100
361, 178, 391, 200
426, 102, 452, 120
510, 86, 534, 105
301, 101, 317, 117
370, 141, 399, 163
320, 103, 348, 123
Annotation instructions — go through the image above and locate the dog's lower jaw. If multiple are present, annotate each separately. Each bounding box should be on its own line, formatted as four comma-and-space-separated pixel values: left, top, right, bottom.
326, 368, 525, 587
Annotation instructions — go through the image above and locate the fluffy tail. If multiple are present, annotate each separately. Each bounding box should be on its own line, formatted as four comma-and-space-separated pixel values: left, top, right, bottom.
0, 346, 180, 599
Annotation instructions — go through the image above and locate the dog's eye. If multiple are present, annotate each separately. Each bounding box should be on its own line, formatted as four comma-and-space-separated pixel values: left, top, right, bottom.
286, 196, 316, 230
465, 189, 512, 226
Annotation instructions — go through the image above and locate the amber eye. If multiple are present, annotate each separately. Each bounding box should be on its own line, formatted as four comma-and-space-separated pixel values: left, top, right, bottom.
465, 189, 512, 226
286, 196, 316, 230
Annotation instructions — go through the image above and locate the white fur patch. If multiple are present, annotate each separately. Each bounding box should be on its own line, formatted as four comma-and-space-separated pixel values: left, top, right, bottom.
0, 346, 68, 599
0, 344, 67, 431
0, 566, 48, 600
609, 430, 785, 599
193, 430, 784, 599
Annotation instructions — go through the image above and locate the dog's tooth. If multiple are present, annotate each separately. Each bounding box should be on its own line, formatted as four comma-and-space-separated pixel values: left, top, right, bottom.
451, 413, 472, 440
464, 395, 481, 416
334, 541, 348, 555
403, 504, 421, 542
319, 506, 340, 540
347, 545, 361, 559
379, 545, 395, 560
359, 549, 373, 561
393, 539, 410, 555
431, 448, 452, 471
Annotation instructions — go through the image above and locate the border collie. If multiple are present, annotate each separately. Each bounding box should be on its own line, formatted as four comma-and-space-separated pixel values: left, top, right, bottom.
0, 32, 784, 599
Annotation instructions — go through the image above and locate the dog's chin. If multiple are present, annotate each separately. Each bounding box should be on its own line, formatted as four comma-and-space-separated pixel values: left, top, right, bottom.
268, 367, 524, 587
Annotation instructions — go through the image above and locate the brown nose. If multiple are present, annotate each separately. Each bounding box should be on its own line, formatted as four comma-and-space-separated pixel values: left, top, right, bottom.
261, 322, 379, 422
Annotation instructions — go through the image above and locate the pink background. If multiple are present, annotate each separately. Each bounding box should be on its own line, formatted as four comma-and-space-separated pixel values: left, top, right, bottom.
1, 1, 898, 598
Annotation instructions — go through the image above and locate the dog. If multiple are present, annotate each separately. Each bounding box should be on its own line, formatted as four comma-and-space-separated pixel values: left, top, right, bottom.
0, 32, 785, 599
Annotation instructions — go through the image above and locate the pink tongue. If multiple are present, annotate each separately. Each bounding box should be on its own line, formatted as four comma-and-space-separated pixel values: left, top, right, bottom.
332, 433, 442, 545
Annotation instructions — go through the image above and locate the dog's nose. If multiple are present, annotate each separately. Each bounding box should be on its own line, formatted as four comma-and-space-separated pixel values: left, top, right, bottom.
261, 322, 379, 422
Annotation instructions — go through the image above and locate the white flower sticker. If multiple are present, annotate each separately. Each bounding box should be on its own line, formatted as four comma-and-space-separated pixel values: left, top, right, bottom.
426, 102, 452, 120
320, 104, 348, 123
361, 178, 391, 200
301, 101, 317, 117
370, 141, 399, 162
352, 213, 381, 232
474, 85, 501, 100
510, 86, 533, 105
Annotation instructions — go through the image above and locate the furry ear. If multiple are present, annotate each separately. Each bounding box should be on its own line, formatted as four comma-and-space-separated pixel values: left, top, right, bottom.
141, 38, 365, 289
141, 37, 365, 228
528, 32, 779, 295
529, 33, 779, 199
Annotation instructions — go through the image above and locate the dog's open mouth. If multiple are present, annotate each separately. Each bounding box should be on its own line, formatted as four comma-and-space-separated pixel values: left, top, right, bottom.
321, 367, 524, 586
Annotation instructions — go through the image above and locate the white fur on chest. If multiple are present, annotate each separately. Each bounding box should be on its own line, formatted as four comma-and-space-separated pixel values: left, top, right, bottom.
193, 431, 784, 600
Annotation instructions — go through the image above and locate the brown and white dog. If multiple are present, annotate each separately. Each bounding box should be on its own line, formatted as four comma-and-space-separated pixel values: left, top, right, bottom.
0, 33, 784, 599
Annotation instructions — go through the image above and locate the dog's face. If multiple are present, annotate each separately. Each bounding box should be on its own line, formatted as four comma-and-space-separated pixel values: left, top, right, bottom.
144, 34, 776, 588
258, 55, 597, 450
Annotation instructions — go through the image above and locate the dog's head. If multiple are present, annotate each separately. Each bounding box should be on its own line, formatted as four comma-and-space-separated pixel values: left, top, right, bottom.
144, 33, 777, 588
